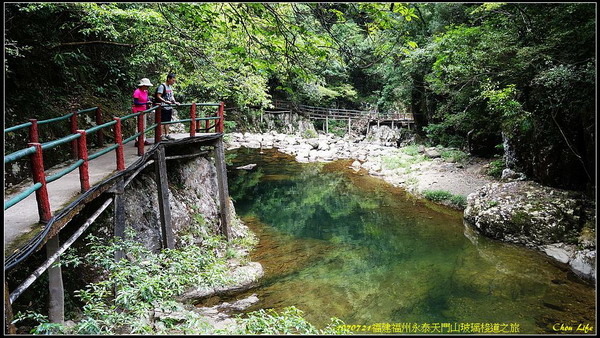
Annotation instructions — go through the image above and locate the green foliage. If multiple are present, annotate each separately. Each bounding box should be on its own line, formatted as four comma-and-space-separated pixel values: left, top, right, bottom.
481, 83, 531, 137
423, 122, 465, 149
423, 190, 453, 202
232, 307, 350, 335
440, 149, 468, 163
23, 230, 236, 334
302, 128, 318, 139
12, 311, 65, 335
327, 119, 350, 137
381, 151, 428, 170
400, 145, 421, 156
449, 194, 467, 209
224, 120, 237, 132
423, 190, 466, 209
4, 2, 595, 191
487, 158, 506, 178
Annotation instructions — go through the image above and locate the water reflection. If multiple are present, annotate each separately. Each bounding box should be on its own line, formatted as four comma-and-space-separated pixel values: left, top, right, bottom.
225, 147, 595, 334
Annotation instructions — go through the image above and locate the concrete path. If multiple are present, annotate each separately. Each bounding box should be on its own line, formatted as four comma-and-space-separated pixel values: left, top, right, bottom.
3, 133, 196, 256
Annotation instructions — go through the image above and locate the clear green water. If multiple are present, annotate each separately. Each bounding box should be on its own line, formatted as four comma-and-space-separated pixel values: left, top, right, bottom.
223, 147, 595, 334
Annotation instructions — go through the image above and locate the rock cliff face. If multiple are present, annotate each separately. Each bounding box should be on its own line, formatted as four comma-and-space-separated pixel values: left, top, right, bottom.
121, 155, 245, 252
364, 125, 414, 147
88, 151, 264, 332
121, 156, 217, 251
464, 181, 596, 280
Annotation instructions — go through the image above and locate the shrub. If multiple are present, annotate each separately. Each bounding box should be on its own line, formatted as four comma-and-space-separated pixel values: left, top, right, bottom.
423, 190, 453, 202
230, 307, 350, 335
382, 151, 428, 170
440, 149, 469, 163
302, 128, 318, 139
423, 190, 467, 209
487, 158, 505, 178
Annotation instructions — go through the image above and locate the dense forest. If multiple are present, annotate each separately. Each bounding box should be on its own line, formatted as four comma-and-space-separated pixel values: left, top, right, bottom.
4, 2, 596, 194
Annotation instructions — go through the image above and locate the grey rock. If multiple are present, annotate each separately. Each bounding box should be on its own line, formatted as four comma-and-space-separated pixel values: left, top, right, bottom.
236, 163, 257, 170
424, 148, 441, 158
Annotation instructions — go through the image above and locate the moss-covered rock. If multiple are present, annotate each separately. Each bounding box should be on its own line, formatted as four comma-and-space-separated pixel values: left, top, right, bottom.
464, 181, 596, 280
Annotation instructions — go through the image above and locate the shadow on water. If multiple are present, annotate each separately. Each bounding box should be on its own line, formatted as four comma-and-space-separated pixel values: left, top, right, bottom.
218, 147, 595, 334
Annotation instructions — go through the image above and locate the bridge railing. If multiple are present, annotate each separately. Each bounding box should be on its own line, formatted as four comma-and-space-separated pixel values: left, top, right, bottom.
272, 100, 414, 121
4, 101, 225, 223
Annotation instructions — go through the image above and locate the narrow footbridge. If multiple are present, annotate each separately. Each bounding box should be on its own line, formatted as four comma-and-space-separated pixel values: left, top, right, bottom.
3, 102, 231, 328
269, 99, 415, 132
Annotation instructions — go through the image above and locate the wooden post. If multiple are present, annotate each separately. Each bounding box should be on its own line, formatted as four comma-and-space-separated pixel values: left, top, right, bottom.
218, 101, 225, 133
4, 282, 17, 334
190, 103, 197, 137
155, 105, 162, 144
137, 110, 144, 156
29, 143, 52, 223
46, 235, 64, 324
154, 145, 174, 249
8, 198, 113, 307
96, 106, 104, 147
325, 111, 329, 134
112, 178, 126, 261
29, 119, 39, 143
213, 138, 231, 240
348, 117, 351, 134
70, 112, 78, 159
76, 130, 90, 192
114, 117, 125, 171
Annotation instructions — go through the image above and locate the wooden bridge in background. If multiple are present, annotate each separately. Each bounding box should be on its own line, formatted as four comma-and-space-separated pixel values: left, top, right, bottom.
267, 99, 415, 133
3, 101, 230, 330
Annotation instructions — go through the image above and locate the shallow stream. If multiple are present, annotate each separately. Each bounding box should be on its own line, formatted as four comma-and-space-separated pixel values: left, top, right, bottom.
223, 147, 595, 334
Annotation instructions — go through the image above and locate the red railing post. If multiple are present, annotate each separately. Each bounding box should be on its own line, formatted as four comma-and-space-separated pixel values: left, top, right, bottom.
155, 105, 162, 144
70, 111, 79, 159
28, 143, 52, 223
217, 101, 225, 133
96, 106, 104, 147
77, 130, 90, 192
29, 119, 39, 143
113, 117, 125, 171
190, 103, 197, 137
137, 110, 144, 156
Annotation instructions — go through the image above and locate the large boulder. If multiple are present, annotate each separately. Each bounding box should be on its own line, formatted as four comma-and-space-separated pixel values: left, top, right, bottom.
464, 181, 596, 280
365, 125, 403, 146
464, 181, 593, 247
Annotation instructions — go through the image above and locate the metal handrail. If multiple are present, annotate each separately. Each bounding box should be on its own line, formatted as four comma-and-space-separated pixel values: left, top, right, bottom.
46, 160, 85, 183
4, 183, 42, 210
4, 102, 225, 216
4, 122, 33, 133
4, 146, 37, 164
37, 113, 74, 125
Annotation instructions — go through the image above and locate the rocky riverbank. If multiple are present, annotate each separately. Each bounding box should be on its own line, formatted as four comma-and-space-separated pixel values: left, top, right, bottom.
224, 129, 596, 281
225, 129, 494, 203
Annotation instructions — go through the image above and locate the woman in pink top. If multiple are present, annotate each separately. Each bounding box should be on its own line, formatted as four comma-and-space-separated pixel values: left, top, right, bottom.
132, 78, 153, 146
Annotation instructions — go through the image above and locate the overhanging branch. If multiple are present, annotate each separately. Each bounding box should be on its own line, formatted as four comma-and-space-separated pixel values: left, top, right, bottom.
54, 41, 134, 48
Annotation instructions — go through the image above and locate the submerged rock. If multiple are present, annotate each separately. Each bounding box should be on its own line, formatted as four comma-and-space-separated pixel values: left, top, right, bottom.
177, 262, 264, 303
541, 243, 596, 279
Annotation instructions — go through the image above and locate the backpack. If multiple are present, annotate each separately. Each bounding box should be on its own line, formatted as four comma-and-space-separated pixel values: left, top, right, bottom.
153, 83, 167, 105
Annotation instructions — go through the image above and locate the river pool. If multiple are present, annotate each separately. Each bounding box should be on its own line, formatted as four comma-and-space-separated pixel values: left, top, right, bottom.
222, 147, 595, 334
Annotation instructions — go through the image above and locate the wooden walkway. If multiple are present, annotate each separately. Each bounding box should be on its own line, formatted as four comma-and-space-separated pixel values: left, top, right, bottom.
268, 100, 415, 133
4, 133, 221, 257
4, 102, 232, 328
